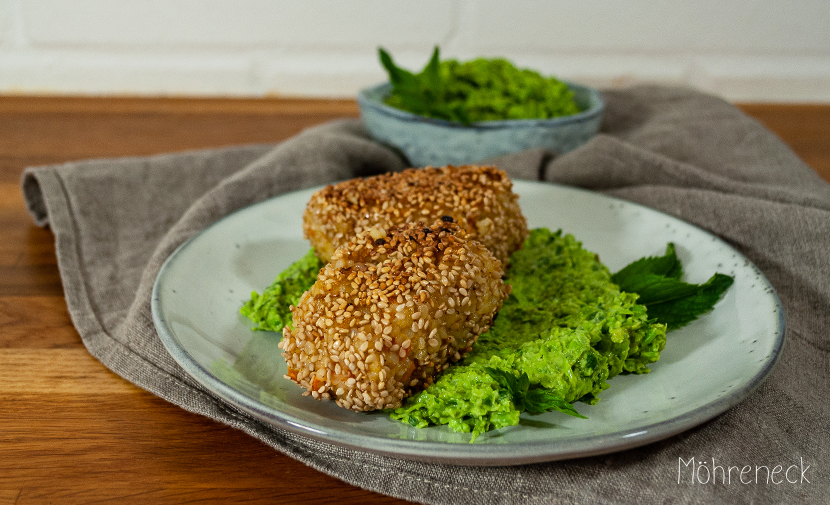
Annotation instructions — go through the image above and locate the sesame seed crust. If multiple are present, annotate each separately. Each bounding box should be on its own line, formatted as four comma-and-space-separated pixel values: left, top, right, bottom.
303, 165, 529, 266
279, 220, 510, 412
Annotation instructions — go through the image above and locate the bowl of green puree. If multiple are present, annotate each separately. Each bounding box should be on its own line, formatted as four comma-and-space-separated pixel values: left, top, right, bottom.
358, 47, 604, 167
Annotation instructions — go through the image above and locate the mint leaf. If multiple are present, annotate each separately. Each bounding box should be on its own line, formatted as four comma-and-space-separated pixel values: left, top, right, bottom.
624, 274, 706, 305
613, 244, 734, 332
379, 47, 423, 96
484, 367, 520, 394
611, 243, 682, 287
422, 46, 443, 92
644, 273, 734, 331
484, 367, 586, 419
379, 46, 452, 121
524, 389, 588, 418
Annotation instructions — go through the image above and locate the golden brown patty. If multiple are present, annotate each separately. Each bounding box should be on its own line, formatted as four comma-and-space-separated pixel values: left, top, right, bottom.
303, 165, 528, 267
279, 219, 510, 411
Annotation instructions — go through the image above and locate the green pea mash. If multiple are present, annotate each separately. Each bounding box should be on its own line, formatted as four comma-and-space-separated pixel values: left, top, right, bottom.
391, 228, 666, 440
241, 228, 667, 441
379, 47, 581, 125
240, 248, 323, 332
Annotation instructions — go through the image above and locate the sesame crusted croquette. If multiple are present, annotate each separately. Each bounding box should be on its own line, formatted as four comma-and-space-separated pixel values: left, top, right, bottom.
303, 165, 529, 267
278, 219, 510, 411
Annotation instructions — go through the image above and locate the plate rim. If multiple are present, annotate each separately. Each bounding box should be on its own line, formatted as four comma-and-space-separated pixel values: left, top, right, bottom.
151, 181, 786, 466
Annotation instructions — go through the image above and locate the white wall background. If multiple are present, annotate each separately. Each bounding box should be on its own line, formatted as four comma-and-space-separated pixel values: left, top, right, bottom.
1, 0, 829, 102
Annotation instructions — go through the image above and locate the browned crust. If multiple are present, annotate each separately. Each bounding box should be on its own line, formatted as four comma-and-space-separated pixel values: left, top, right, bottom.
279, 219, 510, 411
303, 165, 529, 266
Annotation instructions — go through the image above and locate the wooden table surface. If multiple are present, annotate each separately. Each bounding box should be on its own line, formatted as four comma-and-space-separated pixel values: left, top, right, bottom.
0, 96, 828, 505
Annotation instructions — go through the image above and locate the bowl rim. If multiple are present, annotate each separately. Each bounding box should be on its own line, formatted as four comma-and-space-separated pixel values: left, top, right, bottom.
357, 80, 605, 130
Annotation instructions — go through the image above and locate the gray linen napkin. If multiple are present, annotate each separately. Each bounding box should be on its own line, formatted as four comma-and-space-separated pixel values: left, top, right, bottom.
22, 85, 829, 504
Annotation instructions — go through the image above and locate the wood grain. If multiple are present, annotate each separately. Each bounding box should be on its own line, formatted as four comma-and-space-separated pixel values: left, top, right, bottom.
736, 103, 830, 183
0, 95, 827, 505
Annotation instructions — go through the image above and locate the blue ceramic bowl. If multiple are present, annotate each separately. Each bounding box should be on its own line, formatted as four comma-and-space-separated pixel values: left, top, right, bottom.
357, 81, 604, 167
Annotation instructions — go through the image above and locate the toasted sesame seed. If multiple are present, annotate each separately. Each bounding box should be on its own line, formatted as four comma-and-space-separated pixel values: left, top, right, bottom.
285, 207, 513, 412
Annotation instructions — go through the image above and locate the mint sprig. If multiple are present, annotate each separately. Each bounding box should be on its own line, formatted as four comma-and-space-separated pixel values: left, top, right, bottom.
484, 367, 587, 418
379, 46, 466, 123
612, 243, 734, 331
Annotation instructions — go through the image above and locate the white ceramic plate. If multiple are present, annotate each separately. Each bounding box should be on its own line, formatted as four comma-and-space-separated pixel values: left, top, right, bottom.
152, 181, 784, 466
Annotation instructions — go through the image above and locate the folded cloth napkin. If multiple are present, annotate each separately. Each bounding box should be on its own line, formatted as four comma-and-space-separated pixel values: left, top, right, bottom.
22, 85, 829, 505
